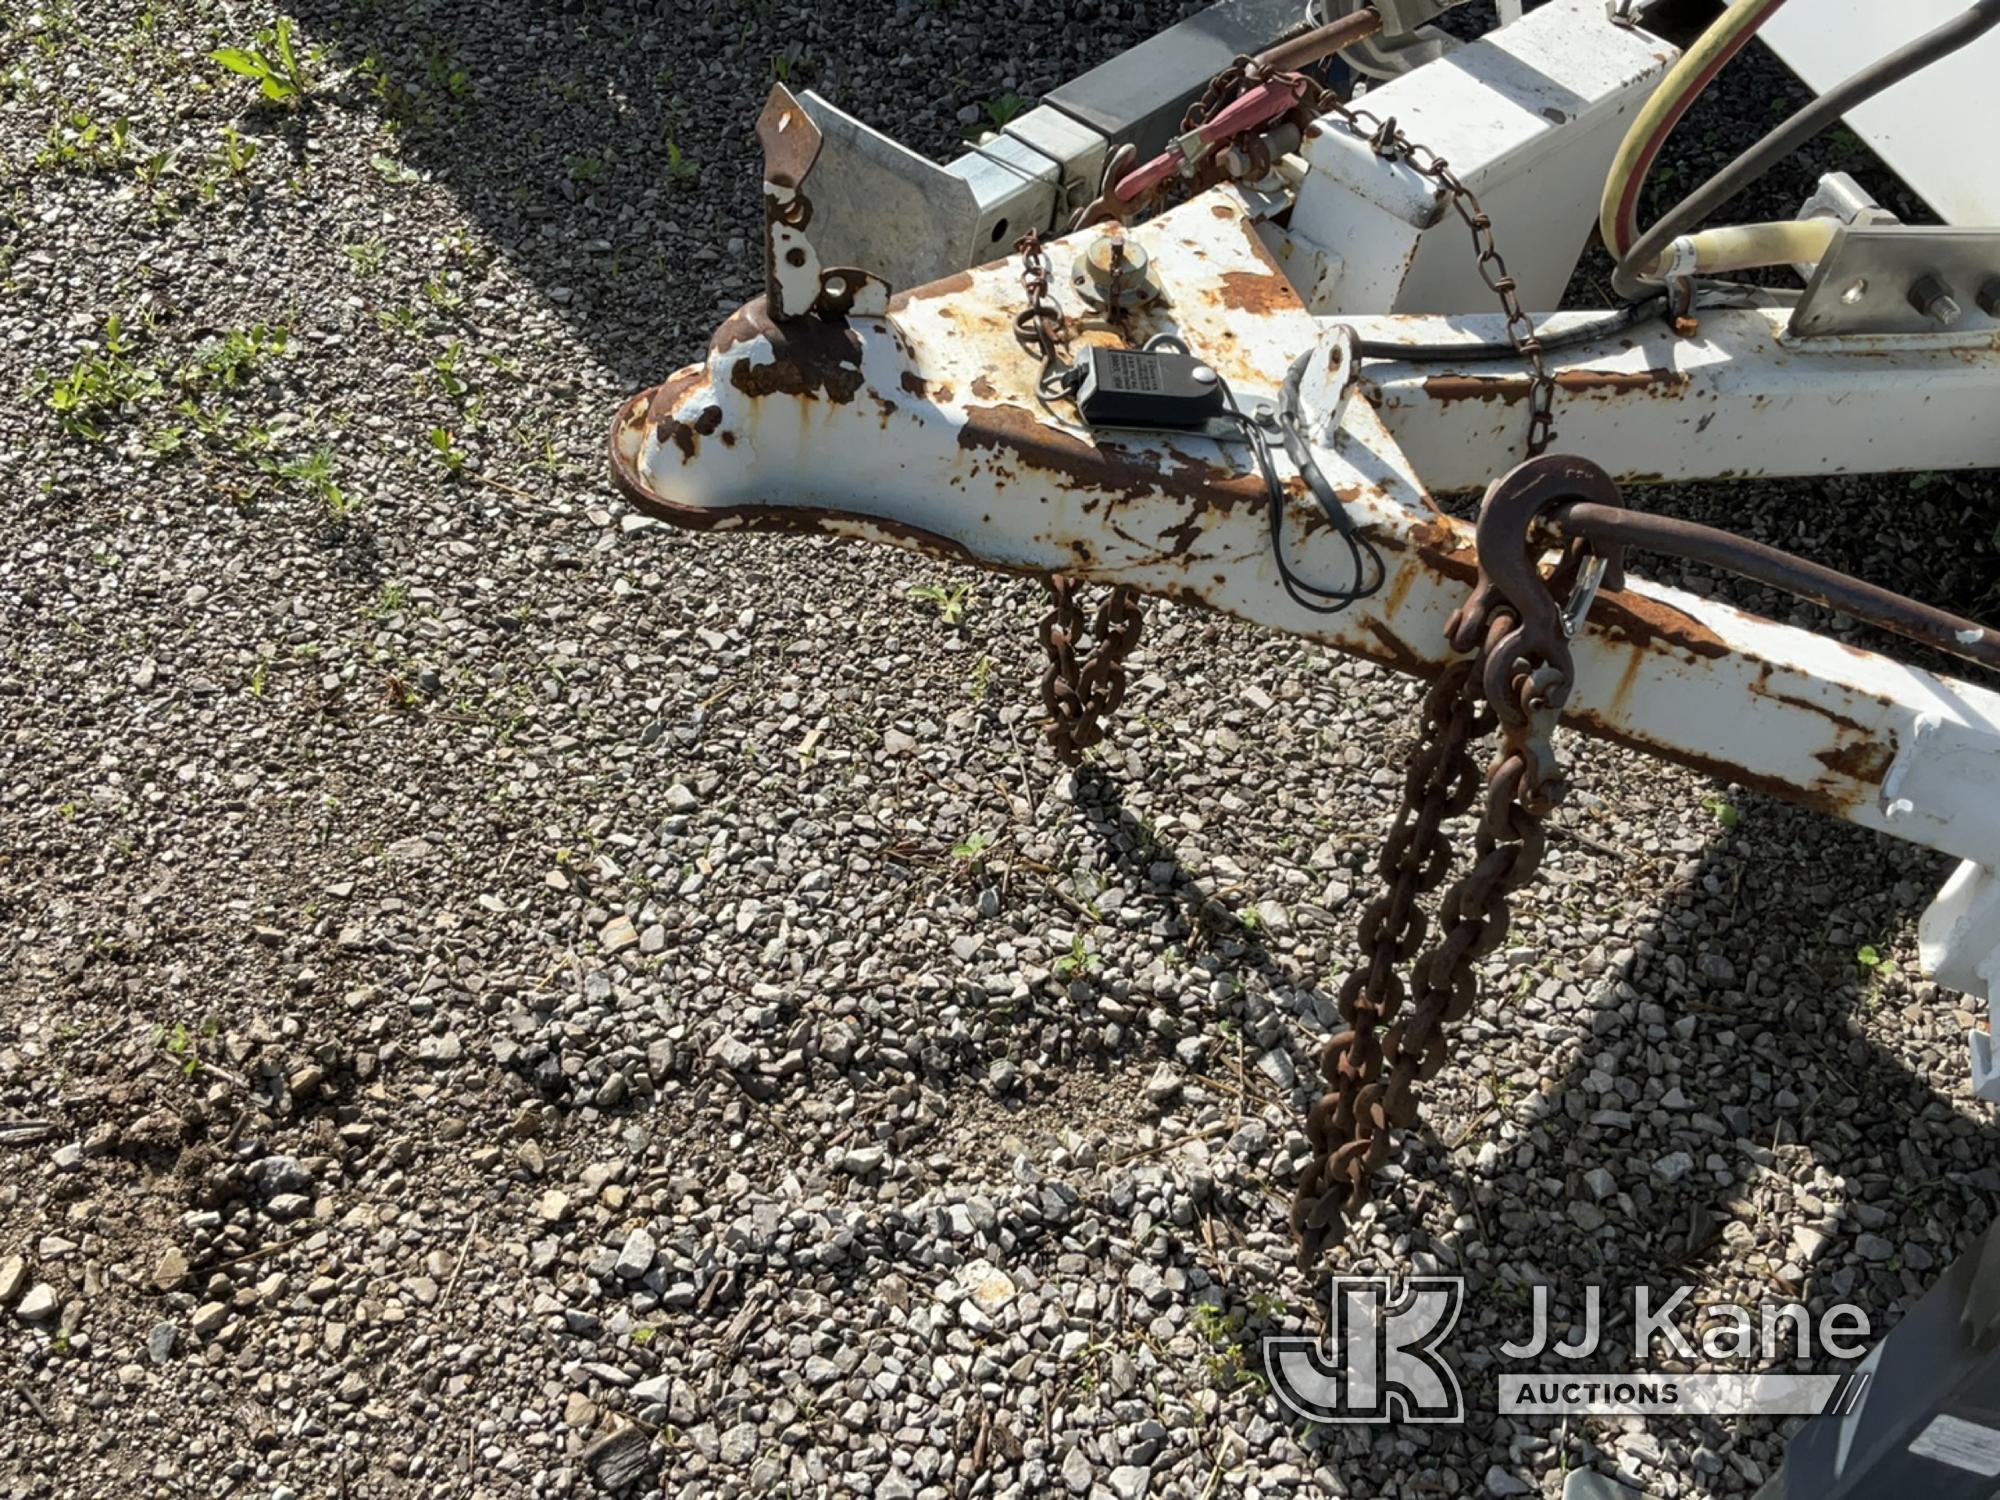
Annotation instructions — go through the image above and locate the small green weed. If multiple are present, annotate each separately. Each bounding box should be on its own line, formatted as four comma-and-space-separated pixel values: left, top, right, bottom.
377, 304, 425, 337
211, 17, 311, 104
278, 445, 348, 517
422, 272, 463, 312
907, 582, 973, 626
370, 151, 420, 185
1053, 932, 1099, 979
426, 45, 471, 99
963, 92, 1029, 139
343, 237, 387, 276
215, 125, 259, 176
39, 316, 163, 440
160, 1020, 200, 1077
1856, 944, 1896, 975
429, 426, 468, 475
35, 111, 136, 174
771, 44, 808, 84
431, 339, 470, 400
665, 140, 698, 185
181, 323, 288, 393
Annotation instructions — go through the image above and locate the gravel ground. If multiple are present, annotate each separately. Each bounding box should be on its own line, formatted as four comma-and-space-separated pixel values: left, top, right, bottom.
3, 2, 1997, 1498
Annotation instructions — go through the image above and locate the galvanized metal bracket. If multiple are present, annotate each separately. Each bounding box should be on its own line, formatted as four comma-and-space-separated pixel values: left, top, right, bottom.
1790, 224, 2000, 339
757, 86, 893, 322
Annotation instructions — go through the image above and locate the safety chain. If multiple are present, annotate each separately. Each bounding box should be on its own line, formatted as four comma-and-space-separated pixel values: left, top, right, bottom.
1328, 98, 1558, 456
1291, 657, 1489, 1259
1039, 574, 1145, 765
1165, 55, 1580, 1261
1014, 229, 1073, 402
1290, 457, 1625, 1267
1013, 228, 1148, 763
1182, 59, 1560, 457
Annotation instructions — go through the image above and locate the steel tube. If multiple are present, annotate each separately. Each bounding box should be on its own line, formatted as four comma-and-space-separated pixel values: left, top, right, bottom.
1550, 502, 2000, 674
1257, 10, 1386, 73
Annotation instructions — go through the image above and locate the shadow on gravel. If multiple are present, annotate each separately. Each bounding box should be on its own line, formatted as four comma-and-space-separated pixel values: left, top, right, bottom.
283, 0, 1211, 390
1069, 764, 1324, 1009
1061, 646, 1992, 1489
1305, 792, 1990, 1491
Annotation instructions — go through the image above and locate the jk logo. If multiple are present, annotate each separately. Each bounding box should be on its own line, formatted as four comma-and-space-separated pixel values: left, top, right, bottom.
1264, 1277, 1465, 1424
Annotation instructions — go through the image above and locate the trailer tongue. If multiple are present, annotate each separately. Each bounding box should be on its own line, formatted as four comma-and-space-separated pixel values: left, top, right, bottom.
612, 0, 2000, 1268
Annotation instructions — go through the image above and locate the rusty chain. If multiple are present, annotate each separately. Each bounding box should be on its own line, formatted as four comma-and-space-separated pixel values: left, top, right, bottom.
1291, 656, 1488, 1257
1185, 57, 1582, 1263
1325, 98, 1559, 457
1014, 229, 1149, 764
1289, 545, 1559, 1265
1014, 229, 1067, 389
1038, 575, 1146, 765
1292, 457, 1625, 1266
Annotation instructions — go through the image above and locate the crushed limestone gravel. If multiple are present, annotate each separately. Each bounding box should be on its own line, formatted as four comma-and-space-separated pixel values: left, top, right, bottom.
1, 1, 1996, 1496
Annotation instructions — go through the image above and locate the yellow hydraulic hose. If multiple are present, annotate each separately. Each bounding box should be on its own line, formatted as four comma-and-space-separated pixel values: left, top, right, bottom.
1599, 0, 1792, 261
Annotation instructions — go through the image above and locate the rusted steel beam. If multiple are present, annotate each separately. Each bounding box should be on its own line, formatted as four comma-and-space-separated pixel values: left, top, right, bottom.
1353, 308, 2000, 490
609, 187, 2000, 870
1549, 502, 2000, 674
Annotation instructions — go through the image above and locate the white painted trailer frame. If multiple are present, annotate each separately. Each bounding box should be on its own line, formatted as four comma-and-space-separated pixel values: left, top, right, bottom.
611, 0, 2000, 1093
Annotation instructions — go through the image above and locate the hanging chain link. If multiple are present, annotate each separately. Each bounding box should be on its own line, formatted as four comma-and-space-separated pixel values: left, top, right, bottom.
1324, 97, 1559, 457
1291, 456, 1625, 1266
1159, 54, 1578, 1261
1291, 656, 1488, 1257
1039, 575, 1146, 766
1291, 573, 1564, 1265
1280, 92, 1565, 1250
1014, 228, 1074, 403
1014, 228, 1148, 764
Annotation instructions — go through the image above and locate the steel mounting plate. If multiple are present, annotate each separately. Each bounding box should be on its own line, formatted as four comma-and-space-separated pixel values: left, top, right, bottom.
1790, 225, 2000, 339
